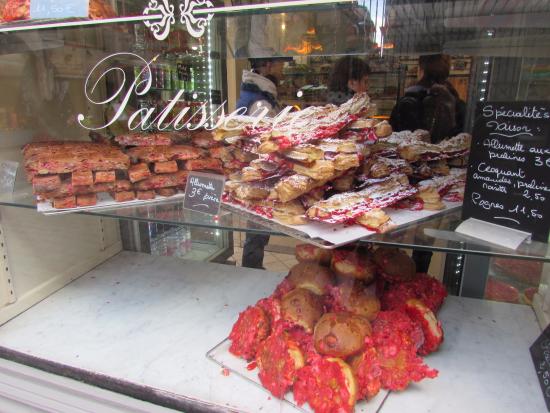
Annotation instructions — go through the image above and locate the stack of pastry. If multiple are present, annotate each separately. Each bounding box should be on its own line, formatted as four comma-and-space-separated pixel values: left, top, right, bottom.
23, 141, 130, 208
24, 129, 229, 209
220, 93, 414, 231
362, 131, 470, 211
228, 243, 448, 412
116, 131, 210, 201
219, 94, 471, 232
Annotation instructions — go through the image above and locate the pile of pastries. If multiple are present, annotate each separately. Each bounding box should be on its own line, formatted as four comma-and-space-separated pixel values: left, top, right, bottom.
219, 93, 470, 232
23, 130, 226, 209
228, 243, 448, 413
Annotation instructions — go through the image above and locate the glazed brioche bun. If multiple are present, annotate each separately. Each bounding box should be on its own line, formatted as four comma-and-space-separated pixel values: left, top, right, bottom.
336, 283, 381, 321
314, 312, 372, 358
349, 347, 381, 400
295, 243, 333, 265
256, 333, 305, 398
293, 356, 358, 412
373, 247, 416, 282
328, 357, 358, 408
287, 261, 334, 295
331, 249, 377, 283
282, 288, 324, 333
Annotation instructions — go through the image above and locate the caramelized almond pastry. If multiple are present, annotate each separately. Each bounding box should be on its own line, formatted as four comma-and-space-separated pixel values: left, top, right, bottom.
76, 193, 97, 207
291, 160, 336, 181
128, 163, 152, 183
273, 174, 319, 203
355, 209, 392, 232
229, 305, 270, 361
294, 357, 358, 413
256, 332, 305, 398
271, 200, 308, 225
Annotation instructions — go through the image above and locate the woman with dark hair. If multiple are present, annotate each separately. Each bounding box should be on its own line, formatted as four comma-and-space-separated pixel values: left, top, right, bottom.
390, 54, 465, 143
390, 54, 466, 273
328, 56, 371, 105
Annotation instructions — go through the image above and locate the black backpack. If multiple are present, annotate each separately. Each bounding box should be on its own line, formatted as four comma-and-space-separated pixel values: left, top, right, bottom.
390, 83, 465, 143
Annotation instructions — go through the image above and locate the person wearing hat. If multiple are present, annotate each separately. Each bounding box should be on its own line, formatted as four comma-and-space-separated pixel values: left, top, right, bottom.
237, 57, 286, 269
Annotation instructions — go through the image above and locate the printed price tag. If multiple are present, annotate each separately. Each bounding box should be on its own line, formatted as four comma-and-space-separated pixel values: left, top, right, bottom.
183, 172, 225, 215
463, 101, 550, 242
30, 0, 88, 19
531, 324, 550, 411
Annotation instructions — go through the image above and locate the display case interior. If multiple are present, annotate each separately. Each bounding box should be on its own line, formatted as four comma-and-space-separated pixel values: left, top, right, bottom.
0, 0, 550, 412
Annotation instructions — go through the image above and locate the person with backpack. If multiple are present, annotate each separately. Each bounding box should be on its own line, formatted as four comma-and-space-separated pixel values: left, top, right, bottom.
390, 54, 466, 273
237, 57, 286, 269
390, 54, 465, 143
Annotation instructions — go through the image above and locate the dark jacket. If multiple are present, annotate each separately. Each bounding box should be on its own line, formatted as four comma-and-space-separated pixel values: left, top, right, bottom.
390, 82, 466, 143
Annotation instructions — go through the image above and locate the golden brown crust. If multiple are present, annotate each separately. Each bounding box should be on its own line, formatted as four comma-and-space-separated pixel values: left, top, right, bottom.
373, 247, 417, 282
334, 283, 381, 321
331, 250, 377, 283
291, 160, 336, 181
287, 262, 334, 295
281, 288, 324, 333
313, 312, 371, 358
295, 244, 333, 266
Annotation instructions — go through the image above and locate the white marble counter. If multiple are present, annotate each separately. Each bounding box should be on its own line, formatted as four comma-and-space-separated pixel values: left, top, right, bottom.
0, 251, 544, 412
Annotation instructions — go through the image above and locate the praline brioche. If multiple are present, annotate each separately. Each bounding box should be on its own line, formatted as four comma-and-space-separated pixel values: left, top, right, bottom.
281, 288, 324, 333
295, 243, 333, 265
313, 312, 372, 358
331, 249, 377, 283
229, 305, 270, 360
331, 283, 381, 321
287, 261, 334, 295
256, 332, 305, 398
403, 299, 443, 355
373, 247, 416, 282
294, 356, 358, 413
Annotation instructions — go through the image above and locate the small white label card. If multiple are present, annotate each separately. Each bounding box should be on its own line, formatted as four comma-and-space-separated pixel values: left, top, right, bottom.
30, 0, 89, 19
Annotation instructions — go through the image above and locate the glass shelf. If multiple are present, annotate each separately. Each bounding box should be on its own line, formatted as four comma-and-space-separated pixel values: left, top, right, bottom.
1, 188, 549, 262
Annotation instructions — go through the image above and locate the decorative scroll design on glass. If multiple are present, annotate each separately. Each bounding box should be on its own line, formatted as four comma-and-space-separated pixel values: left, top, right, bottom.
180, 0, 214, 38
143, 0, 175, 41
142, 0, 213, 40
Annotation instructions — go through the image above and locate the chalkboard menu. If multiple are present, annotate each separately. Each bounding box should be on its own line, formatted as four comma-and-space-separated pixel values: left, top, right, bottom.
531, 324, 550, 411
30, 0, 88, 19
463, 102, 550, 242
183, 172, 225, 215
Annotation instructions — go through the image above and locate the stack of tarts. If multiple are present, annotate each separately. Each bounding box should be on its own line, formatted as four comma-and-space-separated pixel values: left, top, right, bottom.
220, 93, 470, 234
228, 243, 448, 412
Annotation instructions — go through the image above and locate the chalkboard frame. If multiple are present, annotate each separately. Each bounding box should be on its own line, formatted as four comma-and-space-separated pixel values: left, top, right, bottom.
183, 172, 225, 216
462, 101, 550, 242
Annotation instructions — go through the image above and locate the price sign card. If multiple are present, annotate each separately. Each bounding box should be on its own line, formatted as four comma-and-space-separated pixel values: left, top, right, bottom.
463, 102, 550, 242
183, 172, 225, 216
531, 324, 550, 411
30, 0, 88, 19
